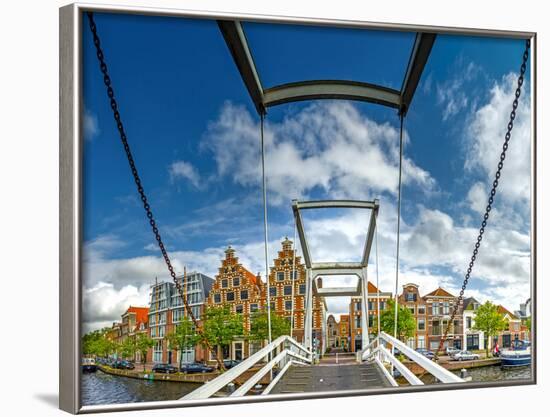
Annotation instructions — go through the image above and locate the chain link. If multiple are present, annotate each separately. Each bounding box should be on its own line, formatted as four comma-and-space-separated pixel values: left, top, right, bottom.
85, 13, 221, 365
435, 39, 530, 359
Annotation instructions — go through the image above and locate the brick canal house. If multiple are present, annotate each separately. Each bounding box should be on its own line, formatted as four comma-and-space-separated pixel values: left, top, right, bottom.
423, 287, 464, 351
338, 314, 351, 351
268, 238, 327, 353
492, 305, 528, 350
120, 306, 149, 363
147, 272, 214, 365
398, 283, 429, 349
206, 246, 266, 361
327, 315, 338, 348
349, 282, 392, 353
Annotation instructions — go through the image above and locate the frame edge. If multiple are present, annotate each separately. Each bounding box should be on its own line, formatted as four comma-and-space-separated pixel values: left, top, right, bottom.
60, 3, 80, 414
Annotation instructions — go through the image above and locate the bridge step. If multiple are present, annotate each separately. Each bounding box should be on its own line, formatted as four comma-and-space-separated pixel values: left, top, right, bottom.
269, 362, 392, 394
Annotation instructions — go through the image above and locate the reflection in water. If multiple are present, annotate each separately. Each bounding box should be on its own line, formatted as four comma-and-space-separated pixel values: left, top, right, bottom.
81, 371, 198, 406
83, 365, 532, 406
421, 365, 531, 385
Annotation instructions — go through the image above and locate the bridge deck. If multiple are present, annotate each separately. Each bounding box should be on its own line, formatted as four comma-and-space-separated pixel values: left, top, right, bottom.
269, 362, 392, 394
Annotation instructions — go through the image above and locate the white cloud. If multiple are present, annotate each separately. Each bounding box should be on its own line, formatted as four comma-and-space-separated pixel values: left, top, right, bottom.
465, 72, 531, 211
436, 61, 480, 121
203, 101, 436, 205
169, 160, 201, 188
82, 282, 151, 333
83, 109, 100, 140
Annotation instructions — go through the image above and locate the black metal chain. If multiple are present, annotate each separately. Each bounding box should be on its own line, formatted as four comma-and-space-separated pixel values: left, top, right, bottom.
85, 13, 222, 366
435, 39, 530, 359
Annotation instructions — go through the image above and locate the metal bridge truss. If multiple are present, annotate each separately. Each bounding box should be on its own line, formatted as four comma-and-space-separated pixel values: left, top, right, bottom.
182, 335, 312, 400
360, 331, 464, 386
293, 199, 379, 352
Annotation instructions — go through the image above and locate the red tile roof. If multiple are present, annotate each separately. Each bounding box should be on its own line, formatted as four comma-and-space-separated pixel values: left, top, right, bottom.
243, 268, 260, 287
125, 306, 149, 324
497, 305, 518, 319
424, 287, 455, 298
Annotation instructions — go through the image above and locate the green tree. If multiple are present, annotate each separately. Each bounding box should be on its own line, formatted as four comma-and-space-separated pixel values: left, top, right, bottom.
120, 337, 137, 360
165, 316, 200, 370
525, 316, 532, 335
135, 333, 155, 371
249, 311, 290, 344
202, 306, 244, 370
378, 299, 416, 341
82, 328, 115, 358
473, 301, 507, 357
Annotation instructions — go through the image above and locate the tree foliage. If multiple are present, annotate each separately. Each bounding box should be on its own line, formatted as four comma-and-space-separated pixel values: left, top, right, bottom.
82, 328, 115, 357
378, 299, 416, 341
202, 306, 243, 369
165, 316, 200, 369
473, 301, 507, 356
249, 311, 290, 343
135, 333, 155, 371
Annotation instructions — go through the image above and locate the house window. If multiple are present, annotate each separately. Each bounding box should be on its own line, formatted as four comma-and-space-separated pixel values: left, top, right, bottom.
453, 320, 460, 333
467, 334, 479, 350
235, 304, 243, 314
221, 279, 228, 288
240, 290, 248, 300
418, 318, 425, 331
406, 292, 416, 302
379, 301, 385, 310
299, 284, 306, 294
443, 302, 450, 315
250, 303, 258, 313
285, 300, 292, 311
233, 277, 240, 287
269, 287, 277, 297
226, 292, 235, 302
368, 314, 374, 327
408, 305, 415, 315
291, 270, 298, 280
277, 272, 285, 281
284, 285, 292, 296
432, 303, 440, 315
355, 316, 361, 328
432, 320, 440, 335
356, 302, 361, 311
417, 336, 426, 349
368, 301, 374, 310
418, 305, 426, 315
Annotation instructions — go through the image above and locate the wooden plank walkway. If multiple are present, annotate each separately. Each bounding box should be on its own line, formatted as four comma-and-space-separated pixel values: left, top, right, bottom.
269, 362, 391, 394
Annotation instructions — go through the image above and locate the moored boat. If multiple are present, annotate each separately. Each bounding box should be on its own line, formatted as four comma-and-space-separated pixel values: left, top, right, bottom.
82, 357, 98, 373
500, 340, 531, 368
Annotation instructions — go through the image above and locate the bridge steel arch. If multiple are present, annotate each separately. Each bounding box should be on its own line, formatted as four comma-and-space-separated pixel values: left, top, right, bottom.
292, 199, 379, 352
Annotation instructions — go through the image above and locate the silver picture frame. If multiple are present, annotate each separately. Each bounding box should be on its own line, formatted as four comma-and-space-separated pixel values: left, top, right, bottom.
60, 2, 537, 414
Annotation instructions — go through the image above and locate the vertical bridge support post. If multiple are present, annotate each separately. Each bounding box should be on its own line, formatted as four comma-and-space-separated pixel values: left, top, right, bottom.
361, 267, 369, 352
304, 268, 313, 354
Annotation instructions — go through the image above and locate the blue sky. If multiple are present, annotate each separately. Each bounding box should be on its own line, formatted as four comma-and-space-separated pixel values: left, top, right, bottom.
82, 12, 531, 331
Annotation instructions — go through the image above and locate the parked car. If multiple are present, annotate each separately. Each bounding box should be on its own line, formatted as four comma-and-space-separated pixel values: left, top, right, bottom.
452, 350, 480, 361
222, 359, 241, 369
120, 360, 135, 369
180, 363, 215, 374
152, 363, 178, 374
445, 347, 461, 357
415, 348, 435, 359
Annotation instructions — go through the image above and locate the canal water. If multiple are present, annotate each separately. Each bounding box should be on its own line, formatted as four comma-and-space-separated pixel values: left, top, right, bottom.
82, 365, 532, 406
81, 371, 198, 406
420, 364, 531, 385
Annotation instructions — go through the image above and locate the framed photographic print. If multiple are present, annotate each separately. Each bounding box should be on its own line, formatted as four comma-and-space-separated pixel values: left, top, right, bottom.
59, 2, 536, 414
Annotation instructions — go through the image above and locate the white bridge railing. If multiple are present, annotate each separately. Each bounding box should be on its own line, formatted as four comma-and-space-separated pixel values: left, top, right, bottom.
182, 335, 312, 400
359, 331, 464, 386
